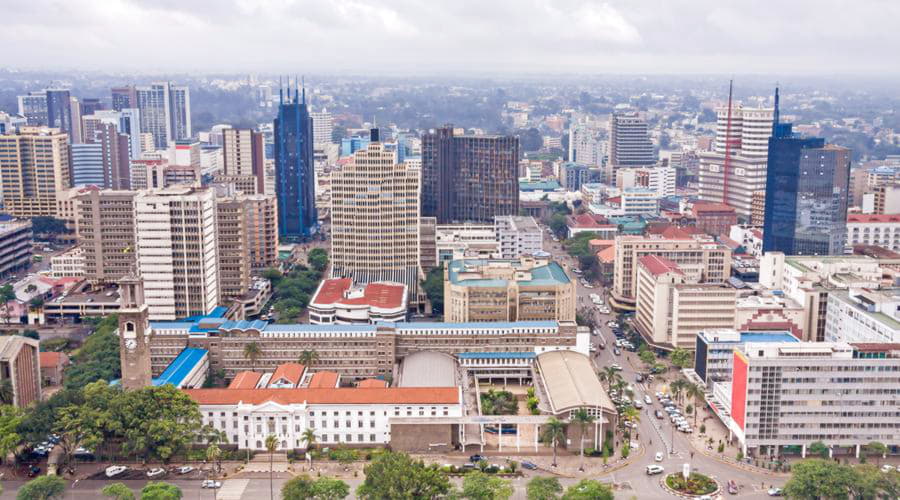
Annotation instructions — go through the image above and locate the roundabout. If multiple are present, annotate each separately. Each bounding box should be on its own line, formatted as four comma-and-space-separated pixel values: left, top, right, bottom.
662, 471, 719, 498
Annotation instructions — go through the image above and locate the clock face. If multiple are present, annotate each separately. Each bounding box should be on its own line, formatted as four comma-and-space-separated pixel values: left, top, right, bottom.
125, 339, 137, 351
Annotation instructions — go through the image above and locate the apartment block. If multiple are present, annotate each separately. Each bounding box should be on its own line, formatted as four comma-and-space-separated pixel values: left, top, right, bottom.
444, 257, 576, 323
216, 193, 279, 300
825, 288, 900, 344
0, 127, 71, 217
0, 219, 33, 278
494, 216, 542, 259
730, 342, 900, 458
615, 166, 676, 197
134, 187, 219, 320
846, 214, 900, 252
76, 189, 137, 284
612, 234, 731, 310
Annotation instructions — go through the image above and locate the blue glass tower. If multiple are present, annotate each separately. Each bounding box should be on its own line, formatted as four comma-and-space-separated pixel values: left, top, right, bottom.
274, 83, 318, 240
762, 89, 851, 255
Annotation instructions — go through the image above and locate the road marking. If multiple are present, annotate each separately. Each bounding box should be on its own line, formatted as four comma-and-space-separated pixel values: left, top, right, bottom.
217, 479, 249, 500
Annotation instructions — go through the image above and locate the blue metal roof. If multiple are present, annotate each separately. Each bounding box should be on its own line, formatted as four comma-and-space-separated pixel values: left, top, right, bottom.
153, 348, 208, 387
458, 352, 536, 359
391, 321, 557, 330
151, 321, 196, 330
219, 319, 269, 331
178, 306, 228, 323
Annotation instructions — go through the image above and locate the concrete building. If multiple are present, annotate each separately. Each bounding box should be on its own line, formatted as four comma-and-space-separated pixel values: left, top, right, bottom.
494, 216, 542, 259
0, 219, 33, 278
433, 222, 500, 265
76, 189, 137, 284
560, 163, 602, 191
50, 246, 85, 278
730, 342, 900, 458
331, 137, 421, 301
310, 109, 334, 146
846, 214, 900, 252
39, 351, 70, 386
309, 278, 407, 325
607, 112, 655, 184
873, 184, 900, 215
615, 166, 676, 197
216, 193, 278, 301
693, 329, 798, 386
825, 288, 900, 343
134, 187, 219, 321
567, 124, 602, 167
692, 202, 738, 236
221, 128, 265, 194
612, 234, 732, 311
444, 257, 576, 323
734, 293, 805, 339
589, 188, 660, 217
565, 214, 618, 240
759, 252, 885, 341
729, 226, 763, 257
0, 336, 41, 408
0, 127, 71, 217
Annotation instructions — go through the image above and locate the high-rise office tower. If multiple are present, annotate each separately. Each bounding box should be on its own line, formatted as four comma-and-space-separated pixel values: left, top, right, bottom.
78, 122, 130, 189
216, 193, 279, 300
421, 125, 519, 223
68, 97, 83, 143
45, 89, 73, 140
134, 186, 219, 321
310, 109, 334, 146
80, 98, 104, 116
76, 188, 137, 284
331, 129, 421, 298
763, 90, 851, 256
17, 92, 48, 126
135, 83, 170, 150
0, 127, 72, 217
221, 128, 265, 194
85, 108, 142, 161
168, 85, 191, 142
70, 143, 104, 186
567, 124, 601, 166
607, 112, 655, 184
111, 86, 136, 111
274, 84, 317, 240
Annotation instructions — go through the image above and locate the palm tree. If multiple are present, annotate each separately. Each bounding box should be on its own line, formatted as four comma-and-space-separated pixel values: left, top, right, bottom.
265, 434, 278, 500
206, 444, 221, 500
298, 349, 319, 368
669, 378, 686, 404
571, 409, 595, 472
684, 382, 705, 428
541, 417, 567, 468
599, 367, 621, 390
301, 428, 316, 469
244, 342, 262, 371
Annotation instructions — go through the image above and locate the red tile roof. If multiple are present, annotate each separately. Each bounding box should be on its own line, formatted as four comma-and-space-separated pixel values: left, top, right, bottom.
638, 255, 684, 277
229, 371, 263, 389
848, 214, 900, 223
597, 245, 616, 264
568, 214, 608, 228
268, 363, 305, 387
357, 378, 388, 388
308, 371, 340, 388
311, 278, 406, 309
39, 351, 67, 368
693, 202, 736, 214
183, 387, 460, 406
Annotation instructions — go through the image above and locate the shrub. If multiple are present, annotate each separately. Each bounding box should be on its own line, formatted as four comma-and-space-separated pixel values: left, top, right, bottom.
699, 424, 706, 434
665, 473, 717, 495
717, 443, 725, 453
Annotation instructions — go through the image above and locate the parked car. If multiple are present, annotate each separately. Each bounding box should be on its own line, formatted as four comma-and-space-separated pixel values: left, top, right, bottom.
610, 364, 622, 371
27, 465, 41, 477
646, 465, 665, 475
655, 410, 664, 419
105, 465, 128, 478
655, 452, 664, 462
521, 461, 538, 470
613, 348, 621, 356
633, 401, 644, 409
202, 480, 222, 489
146, 468, 166, 478
177, 466, 194, 474
469, 454, 484, 463
767, 487, 783, 496
881, 464, 896, 473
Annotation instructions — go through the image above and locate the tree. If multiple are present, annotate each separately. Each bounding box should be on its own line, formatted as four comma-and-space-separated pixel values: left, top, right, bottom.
301, 427, 317, 469
669, 378, 687, 404
526, 477, 562, 500
421, 265, 444, 314
100, 483, 135, 500
356, 451, 451, 499
54, 396, 108, 470
0, 405, 23, 462
865, 441, 888, 465
0, 379, 14, 405
571, 409, 594, 472
63, 315, 121, 389
307, 248, 329, 273
139, 482, 182, 500
670, 348, 693, 369
808, 441, 829, 459
684, 382, 705, 428
638, 349, 655, 368
282, 476, 349, 500
549, 213, 568, 240
244, 341, 262, 371
16, 475, 66, 500
461, 471, 513, 500
266, 434, 279, 500
1, 284, 16, 324
599, 367, 621, 391
298, 350, 320, 369
854, 464, 900, 499
560, 479, 613, 500
784, 459, 858, 500
541, 417, 567, 468
113, 384, 202, 463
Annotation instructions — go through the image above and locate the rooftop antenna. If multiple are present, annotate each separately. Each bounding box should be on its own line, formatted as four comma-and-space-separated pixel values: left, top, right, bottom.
301, 75, 306, 105
722, 79, 736, 206
278, 76, 283, 104
772, 84, 780, 135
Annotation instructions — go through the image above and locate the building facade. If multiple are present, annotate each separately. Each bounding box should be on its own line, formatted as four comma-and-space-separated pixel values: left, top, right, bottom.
494, 216, 542, 259
216, 193, 279, 300
76, 189, 137, 284
309, 278, 407, 325
0, 336, 41, 408
0, 127, 72, 217
825, 289, 900, 344
221, 128, 265, 194
607, 113, 655, 184
846, 214, 900, 252
0, 220, 33, 278
274, 87, 318, 240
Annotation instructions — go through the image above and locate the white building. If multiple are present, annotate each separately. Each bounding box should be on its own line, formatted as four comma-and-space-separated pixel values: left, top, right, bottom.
846, 214, 900, 252
825, 289, 900, 343
310, 109, 334, 146
434, 223, 500, 264
713, 105, 774, 158
309, 279, 407, 325
615, 166, 676, 197
494, 216, 542, 259
186, 386, 463, 450
728, 225, 763, 257
589, 188, 659, 217
50, 246, 85, 278
730, 342, 900, 458
134, 186, 219, 320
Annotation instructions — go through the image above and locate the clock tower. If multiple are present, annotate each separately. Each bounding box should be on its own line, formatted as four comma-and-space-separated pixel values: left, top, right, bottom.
118, 274, 152, 389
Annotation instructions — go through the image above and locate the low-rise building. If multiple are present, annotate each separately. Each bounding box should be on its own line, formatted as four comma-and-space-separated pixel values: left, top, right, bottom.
693, 329, 798, 386
734, 293, 805, 339
309, 278, 407, 325
433, 222, 500, 265
444, 257, 576, 323
825, 288, 900, 343
494, 216, 542, 258
0, 335, 41, 408
730, 342, 900, 458
565, 214, 618, 239
728, 225, 763, 257
39, 351, 70, 386
50, 246, 85, 278
846, 214, 900, 252
588, 188, 659, 217
692, 202, 738, 237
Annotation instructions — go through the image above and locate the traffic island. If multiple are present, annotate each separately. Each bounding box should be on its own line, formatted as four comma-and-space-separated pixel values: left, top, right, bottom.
661, 472, 719, 498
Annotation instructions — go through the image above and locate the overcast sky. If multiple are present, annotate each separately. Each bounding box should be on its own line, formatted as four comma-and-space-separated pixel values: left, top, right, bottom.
4, 0, 899, 75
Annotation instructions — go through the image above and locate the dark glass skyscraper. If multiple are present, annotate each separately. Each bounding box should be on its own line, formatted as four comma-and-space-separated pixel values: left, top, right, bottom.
421, 125, 519, 223
274, 85, 317, 240
763, 93, 850, 255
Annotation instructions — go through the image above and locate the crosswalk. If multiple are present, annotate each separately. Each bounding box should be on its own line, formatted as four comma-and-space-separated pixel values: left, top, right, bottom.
216, 479, 250, 500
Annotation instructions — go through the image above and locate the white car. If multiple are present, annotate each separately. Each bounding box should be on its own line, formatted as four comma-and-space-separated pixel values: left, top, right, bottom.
646, 465, 665, 475
610, 364, 623, 371
202, 480, 222, 489
633, 401, 644, 409
881, 465, 896, 473
644, 395, 653, 405
655, 452, 664, 462
146, 467, 166, 478
105, 465, 128, 478
176, 466, 194, 474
